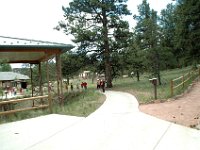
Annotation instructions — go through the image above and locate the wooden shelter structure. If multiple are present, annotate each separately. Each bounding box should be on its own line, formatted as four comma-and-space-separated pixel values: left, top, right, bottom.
0, 36, 74, 110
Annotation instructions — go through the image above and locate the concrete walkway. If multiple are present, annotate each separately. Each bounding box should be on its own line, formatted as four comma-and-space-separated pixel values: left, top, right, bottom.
1, 91, 200, 150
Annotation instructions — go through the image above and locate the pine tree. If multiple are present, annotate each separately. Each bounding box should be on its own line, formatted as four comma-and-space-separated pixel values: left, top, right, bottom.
0, 59, 12, 72
124, 32, 145, 81
134, 0, 162, 85
175, 0, 200, 65
159, 4, 178, 68
56, 0, 131, 87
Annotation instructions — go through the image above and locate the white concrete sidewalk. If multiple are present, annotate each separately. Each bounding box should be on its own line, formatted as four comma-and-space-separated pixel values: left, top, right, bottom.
0, 91, 200, 150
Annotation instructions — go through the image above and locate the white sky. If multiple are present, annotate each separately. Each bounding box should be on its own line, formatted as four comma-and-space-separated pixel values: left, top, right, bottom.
0, 0, 173, 68
126, 0, 175, 27
0, 0, 71, 44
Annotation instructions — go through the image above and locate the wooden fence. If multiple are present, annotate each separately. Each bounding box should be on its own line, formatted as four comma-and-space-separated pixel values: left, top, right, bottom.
170, 68, 200, 96
0, 95, 52, 116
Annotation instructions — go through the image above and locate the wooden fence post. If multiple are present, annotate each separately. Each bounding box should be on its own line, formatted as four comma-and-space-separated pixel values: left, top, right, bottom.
182, 75, 184, 88
170, 80, 174, 97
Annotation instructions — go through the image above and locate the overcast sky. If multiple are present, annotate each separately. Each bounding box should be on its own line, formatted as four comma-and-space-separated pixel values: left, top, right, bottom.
0, 0, 174, 68
0, 0, 174, 43
0, 0, 71, 44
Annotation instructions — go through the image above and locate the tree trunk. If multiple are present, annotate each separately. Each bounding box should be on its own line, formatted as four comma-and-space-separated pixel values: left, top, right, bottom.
102, 7, 112, 88
157, 71, 161, 85
67, 77, 69, 85
136, 70, 140, 81
155, 51, 161, 85
105, 58, 112, 88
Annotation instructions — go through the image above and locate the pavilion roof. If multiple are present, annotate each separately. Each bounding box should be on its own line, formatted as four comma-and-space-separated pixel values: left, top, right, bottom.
0, 36, 74, 63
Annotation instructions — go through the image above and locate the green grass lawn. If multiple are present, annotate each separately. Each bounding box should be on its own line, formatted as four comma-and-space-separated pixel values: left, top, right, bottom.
0, 84, 105, 124
53, 88, 105, 117
111, 66, 196, 103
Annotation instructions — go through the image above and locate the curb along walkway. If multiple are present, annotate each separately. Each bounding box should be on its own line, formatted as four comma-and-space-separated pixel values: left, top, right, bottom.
1, 91, 200, 150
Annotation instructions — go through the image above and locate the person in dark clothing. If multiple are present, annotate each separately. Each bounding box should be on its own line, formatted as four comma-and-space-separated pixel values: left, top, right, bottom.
100, 79, 105, 93
97, 79, 100, 89
70, 83, 73, 91
81, 82, 84, 89
84, 82, 87, 90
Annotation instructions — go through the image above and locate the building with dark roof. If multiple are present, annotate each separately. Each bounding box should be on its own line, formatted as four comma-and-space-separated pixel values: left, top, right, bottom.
0, 72, 29, 89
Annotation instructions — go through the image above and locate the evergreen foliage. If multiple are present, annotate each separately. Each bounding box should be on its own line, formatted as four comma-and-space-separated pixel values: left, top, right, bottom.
56, 0, 200, 87
0, 59, 12, 72
174, 0, 200, 65
133, 0, 162, 85
56, 0, 131, 87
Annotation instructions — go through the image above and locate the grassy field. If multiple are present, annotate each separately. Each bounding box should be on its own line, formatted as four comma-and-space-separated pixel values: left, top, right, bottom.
1, 66, 198, 124
0, 84, 105, 124
53, 88, 105, 117
111, 66, 196, 103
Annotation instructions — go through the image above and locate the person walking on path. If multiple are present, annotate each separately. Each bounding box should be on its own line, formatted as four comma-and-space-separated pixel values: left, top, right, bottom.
65, 83, 68, 92
81, 82, 84, 89
70, 83, 73, 92
97, 79, 100, 89
84, 82, 87, 90
100, 79, 105, 93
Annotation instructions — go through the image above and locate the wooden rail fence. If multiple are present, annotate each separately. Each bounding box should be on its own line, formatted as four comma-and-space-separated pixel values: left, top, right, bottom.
170, 68, 200, 96
0, 95, 52, 116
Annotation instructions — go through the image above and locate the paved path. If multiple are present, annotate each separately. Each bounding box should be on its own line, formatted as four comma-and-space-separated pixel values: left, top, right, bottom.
1, 91, 200, 150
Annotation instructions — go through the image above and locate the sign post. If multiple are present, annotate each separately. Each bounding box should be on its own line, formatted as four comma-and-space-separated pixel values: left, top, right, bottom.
149, 78, 158, 100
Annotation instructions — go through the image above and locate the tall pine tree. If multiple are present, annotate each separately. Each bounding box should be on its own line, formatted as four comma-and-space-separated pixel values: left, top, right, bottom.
57, 0, 131, 87
134, 0, 162, 85
159, 4, 178, 69
175, 0, 200, 65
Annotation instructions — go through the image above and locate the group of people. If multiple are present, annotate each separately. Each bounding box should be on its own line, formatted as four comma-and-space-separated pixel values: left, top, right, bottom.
97, 79, 106, 93
81, 82, 88, 90
66, 81, 88, 92
65, 79, 106, 93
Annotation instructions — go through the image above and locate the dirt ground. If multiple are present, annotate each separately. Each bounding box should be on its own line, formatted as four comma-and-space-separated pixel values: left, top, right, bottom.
139, 80, 200, 129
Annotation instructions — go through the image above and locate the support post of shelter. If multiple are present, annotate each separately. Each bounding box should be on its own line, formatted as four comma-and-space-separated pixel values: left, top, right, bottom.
39, 62, 44, 103
46, 60, 52, 113
39, 62, 43, 95
56, 54, 63, 105
56, 55, 60, 100
30, 64, 34, 107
